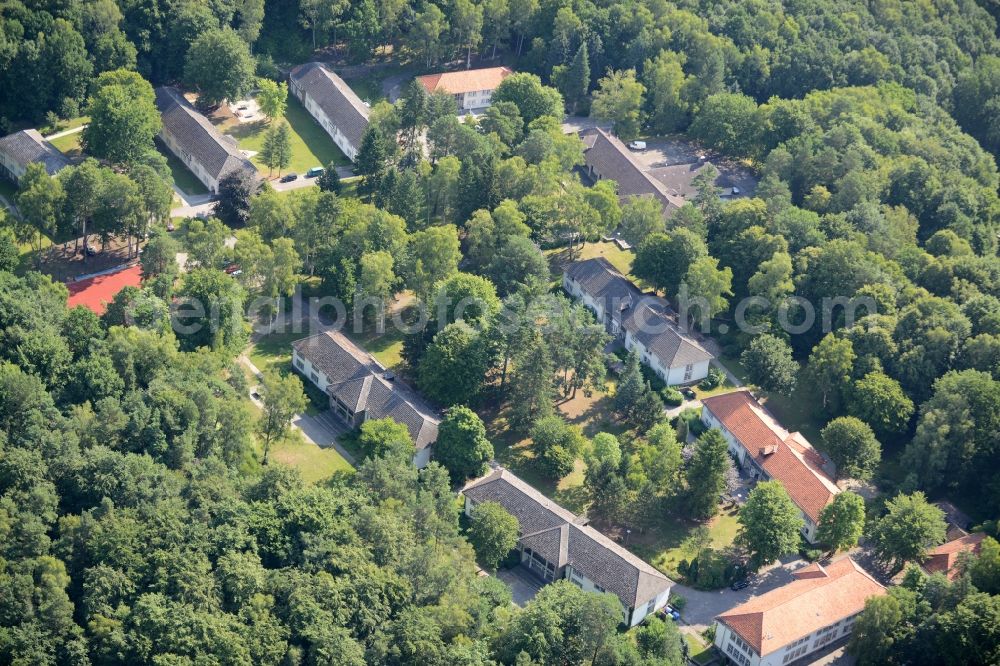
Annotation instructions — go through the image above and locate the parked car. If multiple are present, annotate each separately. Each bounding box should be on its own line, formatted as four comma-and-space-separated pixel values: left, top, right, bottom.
731, 577, 752, 591
306, 166, 324, 178
660, 606, 681, 622
681, 387, 696, 400
627, 140, 647, 150
166, 221, 175, 232
84, 244, 99, 256
280, 173, 298, 183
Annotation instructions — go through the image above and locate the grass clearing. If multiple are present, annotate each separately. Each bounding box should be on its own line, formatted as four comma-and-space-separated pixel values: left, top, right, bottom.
630, 509, 741, 580
49, 132, 82, 158
41, 115, 89, 136
683, 633, 717, 665
546, 241, 656, 291
217, 96, 349, 177
155, 140, 209, 196
263, 429, 353, 483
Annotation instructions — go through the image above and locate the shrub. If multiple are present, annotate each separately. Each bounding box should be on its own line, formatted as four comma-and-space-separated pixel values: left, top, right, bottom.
662, 387, 684, 406
668, 592, 687, 611
699, 367, 725, 390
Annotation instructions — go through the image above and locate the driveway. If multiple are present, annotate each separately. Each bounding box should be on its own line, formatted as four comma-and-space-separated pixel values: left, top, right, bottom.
496, 566, 544, 606
672, 555, 808, 631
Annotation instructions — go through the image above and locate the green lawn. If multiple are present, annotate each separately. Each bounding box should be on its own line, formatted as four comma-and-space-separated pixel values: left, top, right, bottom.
683, 633, 717, 665
260, 429, 353, 483
630, 509, 741, 580
546, 241, 655, 291
155, 140, 209, 196
41, 115, 89, 136
224, 96, 349, 176
245, 397, 352, 483
49, 131, 82, 158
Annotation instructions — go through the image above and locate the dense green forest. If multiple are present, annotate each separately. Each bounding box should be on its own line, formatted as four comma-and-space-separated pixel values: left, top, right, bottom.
3, 0, 1000, 663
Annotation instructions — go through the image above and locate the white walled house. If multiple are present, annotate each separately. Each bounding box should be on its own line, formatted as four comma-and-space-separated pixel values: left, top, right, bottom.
714, 558, 885, 666
563, 258, 713, 386
154, 87, 257, 194
701, 391, 840, 543
0, 129, 70, 184
416, 67, 514, 111
462, 468, 674, 627
292, 331, 437, 468
289, 62, 369, 162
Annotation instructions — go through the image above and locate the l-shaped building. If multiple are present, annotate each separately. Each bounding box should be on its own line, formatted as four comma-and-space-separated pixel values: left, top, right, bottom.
563, 257, 714, 385
292, 330, 438, 467
462, 467, 674, 627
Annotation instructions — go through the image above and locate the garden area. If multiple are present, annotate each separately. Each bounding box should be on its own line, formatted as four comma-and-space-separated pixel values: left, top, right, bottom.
210, 95, 349, 176
242, 392, 352, 483
48, 131, 82, 158
629, 509, 741, 582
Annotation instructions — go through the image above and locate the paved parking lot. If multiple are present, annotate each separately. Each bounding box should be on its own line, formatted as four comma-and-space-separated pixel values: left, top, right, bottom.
672, 555, 808, 631
496, 566, 545, 606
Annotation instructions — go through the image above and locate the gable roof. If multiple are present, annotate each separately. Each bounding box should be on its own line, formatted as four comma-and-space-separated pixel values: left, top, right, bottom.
579, 128, 684, 214
564, 258, 713, 369
0, 129, 70, 176
154, 86, 257, 183
717, 558, 886, 656
289, 62, 370, 151
648, 159, 737, 199
416, 67, 514, 95
923, 532, 986, 580
462, 467, 673, 610
292, 331, 439, 449
701, 391, 839, 522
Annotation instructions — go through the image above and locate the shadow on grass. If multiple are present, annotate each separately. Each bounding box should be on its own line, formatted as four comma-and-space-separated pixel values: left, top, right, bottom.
284, 98, 350, 167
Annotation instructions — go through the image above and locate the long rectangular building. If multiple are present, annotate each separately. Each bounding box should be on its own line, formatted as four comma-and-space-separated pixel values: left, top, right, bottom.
714, 557, 885, 666
289, 62, 369, 162
462, 467, 674, 627
701, 390, 840, 543
0, 129, 70, 183
154, 86, 257, 194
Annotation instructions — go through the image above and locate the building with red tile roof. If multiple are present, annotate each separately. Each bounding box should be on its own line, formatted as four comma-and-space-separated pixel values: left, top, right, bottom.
701, 390, 840, 543
713, 557, 886, 666
416, 66, 513, 110
66, 265, 143, 315
922, 532, 986, 581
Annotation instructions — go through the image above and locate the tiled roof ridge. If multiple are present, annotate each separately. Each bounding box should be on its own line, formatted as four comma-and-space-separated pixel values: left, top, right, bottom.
581, 128, 686, 209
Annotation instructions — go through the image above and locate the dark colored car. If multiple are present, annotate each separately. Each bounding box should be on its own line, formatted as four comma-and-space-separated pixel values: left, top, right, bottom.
731, 578, 751, 591
681, 387, 696, 399
280, 173, 298, 183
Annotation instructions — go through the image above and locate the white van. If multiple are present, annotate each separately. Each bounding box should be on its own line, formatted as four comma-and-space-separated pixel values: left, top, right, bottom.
627, 140, 647, 151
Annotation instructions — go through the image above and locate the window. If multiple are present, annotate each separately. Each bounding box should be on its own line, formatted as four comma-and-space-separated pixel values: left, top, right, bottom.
683, 363, 694, 381
294, 357, 304, 370
309, 372, 319, 383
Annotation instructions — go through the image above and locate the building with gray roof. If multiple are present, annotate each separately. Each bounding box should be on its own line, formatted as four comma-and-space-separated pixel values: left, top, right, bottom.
564, 257, 714, 385
579, 128, 684, 217
0, 129, 70, 184
291, 330, 438, 467
289, 62, 369, 162
154, 86, 257, 194
462, 467, 674, 626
